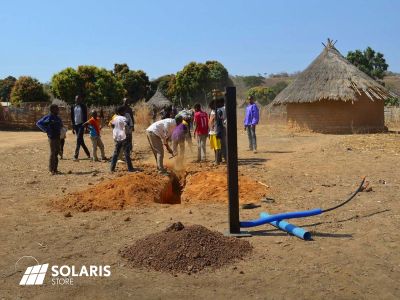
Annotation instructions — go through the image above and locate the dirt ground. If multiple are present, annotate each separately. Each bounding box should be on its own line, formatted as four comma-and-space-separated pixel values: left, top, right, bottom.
0, 122, 399, 299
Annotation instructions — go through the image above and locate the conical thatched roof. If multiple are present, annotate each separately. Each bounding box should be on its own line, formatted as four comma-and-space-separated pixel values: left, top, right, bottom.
273, 40, 394, 104
146, 90, 172, 108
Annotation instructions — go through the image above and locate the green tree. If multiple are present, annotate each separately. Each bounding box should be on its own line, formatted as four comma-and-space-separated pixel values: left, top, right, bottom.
52, 66, 124, 106
121, 70, 150, 103
247, 86, 276, 105
150, 74, 176, 99
205, 60, 230, 90
0, 76, 17, 102
175, 61, 229, 105
113, 63, 130, 79
93, 68, 124, 106
347, 47, 389, 79
270, 81, 288, 95
51, 67, 82, 104
10, 76, 50, 105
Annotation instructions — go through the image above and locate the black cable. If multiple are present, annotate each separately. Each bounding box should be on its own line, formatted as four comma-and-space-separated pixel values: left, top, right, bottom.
322, 177, 366, 213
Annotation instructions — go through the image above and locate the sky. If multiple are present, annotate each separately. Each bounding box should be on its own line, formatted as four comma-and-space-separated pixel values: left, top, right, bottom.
1, 0, 399, 82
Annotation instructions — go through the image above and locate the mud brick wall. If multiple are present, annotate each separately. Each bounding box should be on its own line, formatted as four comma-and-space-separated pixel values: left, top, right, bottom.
0, 104, 116, 130
286, 96, 385, 133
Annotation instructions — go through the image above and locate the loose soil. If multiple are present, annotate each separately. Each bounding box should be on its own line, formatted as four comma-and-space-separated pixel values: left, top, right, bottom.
52, 166, 268, 211
120, 222, 252, 274
52, 170, 181, 211
181, 170, 268, 203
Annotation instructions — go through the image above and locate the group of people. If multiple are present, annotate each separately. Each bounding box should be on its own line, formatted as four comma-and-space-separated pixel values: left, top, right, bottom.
36, 94, 259, 176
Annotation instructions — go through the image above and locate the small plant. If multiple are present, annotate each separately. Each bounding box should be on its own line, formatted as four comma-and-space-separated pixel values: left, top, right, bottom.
385, 97, 400, 106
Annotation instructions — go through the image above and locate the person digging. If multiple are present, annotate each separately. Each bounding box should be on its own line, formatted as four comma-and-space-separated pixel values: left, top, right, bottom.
146, 118, 177, 175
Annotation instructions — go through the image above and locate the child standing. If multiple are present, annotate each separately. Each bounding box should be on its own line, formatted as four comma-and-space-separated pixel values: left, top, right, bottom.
36, 104, 63, 175
84, 110, 107, 162
193, 103, 209, 162
110, 106, 135, 172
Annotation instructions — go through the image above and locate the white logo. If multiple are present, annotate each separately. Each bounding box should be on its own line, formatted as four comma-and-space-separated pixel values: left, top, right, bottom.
16, 256, 111, 286
19, 264, 49, 286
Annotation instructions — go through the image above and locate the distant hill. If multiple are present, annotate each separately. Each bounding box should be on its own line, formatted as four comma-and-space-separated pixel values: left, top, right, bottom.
384, 75, 400, 95
230, 75, 294, 105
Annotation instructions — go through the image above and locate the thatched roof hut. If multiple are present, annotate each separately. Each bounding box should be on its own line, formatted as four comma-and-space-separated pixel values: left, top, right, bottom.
273, 39, 395, 133
146, 90, 172, 109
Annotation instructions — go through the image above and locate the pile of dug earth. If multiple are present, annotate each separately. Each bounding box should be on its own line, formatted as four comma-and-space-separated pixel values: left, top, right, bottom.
181, 170, 267, 203
52, 170, 181, 212
52, 167, 268, 212
119, 222, 252, 274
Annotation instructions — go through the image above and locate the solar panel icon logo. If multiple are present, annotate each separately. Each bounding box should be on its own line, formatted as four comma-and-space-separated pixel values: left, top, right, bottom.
19, 264, 49, 285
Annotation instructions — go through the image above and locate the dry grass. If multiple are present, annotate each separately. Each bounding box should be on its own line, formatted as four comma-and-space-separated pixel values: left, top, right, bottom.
385, 106, 400, 129
134, 101, 152, 130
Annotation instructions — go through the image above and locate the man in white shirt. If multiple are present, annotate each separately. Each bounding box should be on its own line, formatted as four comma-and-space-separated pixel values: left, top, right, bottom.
110, 106, 135, 172
146, 118, 176, 174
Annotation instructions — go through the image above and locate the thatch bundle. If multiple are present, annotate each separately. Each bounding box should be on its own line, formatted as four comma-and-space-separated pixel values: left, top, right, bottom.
273, 40, 395, 104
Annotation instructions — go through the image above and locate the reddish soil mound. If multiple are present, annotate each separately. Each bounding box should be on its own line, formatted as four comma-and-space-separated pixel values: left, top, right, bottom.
181, 171, 268, 203
120, 223, 252, 274
52, 172, 181, 212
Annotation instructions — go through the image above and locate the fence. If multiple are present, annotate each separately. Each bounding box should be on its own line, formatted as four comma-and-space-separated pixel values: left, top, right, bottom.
1, 103, 399, 130
0, 103, 117, 130
385, 106, 400, 128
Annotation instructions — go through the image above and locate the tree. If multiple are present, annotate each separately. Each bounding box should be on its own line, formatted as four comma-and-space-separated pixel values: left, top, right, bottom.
92, 68, 124, 106
347, 47, 389, 80
247, 86, 276, 105
113, 63, 130, 79
175, 60, 230, 105
270, 81, 288, 95
121, 70, 150, 103
175, 62, 209, 105
10, 76, 49, 105
0, 76, 17, 102
51, 66, 124, 106
205, 60, 230, 90
51, 67, 82, 104
150, 74, 176, 99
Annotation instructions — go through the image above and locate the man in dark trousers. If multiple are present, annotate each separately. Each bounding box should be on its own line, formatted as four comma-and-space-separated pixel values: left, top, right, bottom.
123, 97, 134, 153
70, 95, 90, 161
36, 104, 63, 175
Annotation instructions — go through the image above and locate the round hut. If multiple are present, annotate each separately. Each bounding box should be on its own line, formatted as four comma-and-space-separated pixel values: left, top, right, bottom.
273, 40, 393, 133
146, 90, 172, 109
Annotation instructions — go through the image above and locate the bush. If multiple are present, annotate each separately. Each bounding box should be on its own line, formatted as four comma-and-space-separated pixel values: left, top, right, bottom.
385, 97, 400, 106
10, 76, 49, 105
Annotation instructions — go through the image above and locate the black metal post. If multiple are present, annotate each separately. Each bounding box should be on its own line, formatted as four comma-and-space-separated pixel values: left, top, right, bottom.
225, 86, 241, 234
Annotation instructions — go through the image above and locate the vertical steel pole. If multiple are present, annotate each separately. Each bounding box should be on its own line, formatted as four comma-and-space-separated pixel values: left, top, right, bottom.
225, 86, 240, 234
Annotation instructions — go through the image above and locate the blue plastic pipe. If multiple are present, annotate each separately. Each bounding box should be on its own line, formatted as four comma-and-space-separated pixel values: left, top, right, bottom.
260, 212, 311, 240
240, 208, 323, 228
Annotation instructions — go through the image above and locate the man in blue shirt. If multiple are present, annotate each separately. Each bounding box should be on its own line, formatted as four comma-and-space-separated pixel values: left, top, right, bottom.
244, 95, 260, 153
36, 104, 63, 175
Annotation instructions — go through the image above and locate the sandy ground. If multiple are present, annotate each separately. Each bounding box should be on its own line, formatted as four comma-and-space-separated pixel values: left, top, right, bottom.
0, 123, 399, 299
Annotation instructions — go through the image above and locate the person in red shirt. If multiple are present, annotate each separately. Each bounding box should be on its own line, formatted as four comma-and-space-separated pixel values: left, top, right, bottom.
193, 103, 209, 162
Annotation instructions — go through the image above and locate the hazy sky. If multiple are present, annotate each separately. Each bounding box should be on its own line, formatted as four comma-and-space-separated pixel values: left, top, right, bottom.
1, 0, 399, 82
